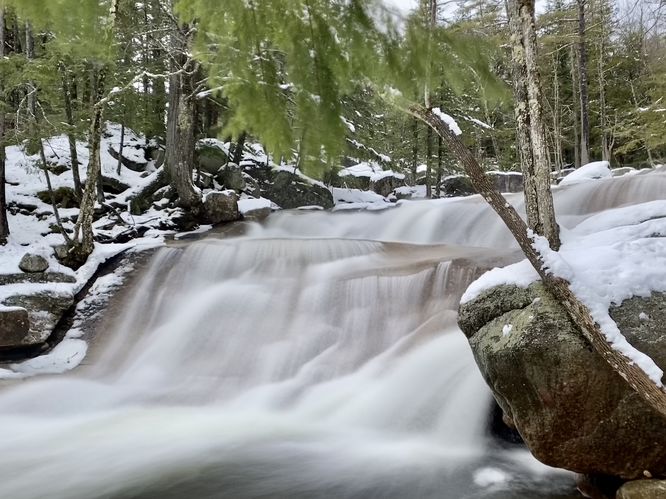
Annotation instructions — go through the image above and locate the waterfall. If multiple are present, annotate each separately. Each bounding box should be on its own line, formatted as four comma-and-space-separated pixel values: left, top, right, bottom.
0, 171, 663, 498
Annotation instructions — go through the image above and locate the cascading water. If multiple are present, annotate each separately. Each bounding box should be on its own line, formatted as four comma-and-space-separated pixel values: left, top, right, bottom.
0, 170, 664, 499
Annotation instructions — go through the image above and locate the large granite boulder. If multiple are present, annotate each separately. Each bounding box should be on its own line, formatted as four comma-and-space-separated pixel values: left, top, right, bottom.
370, 174, 405, 197
262, 171, 334, 209
3, 291, 74, 345
459, 283, 666, 480
215, 163, 246, 192
0, 307, 30, 348
203, 191, 240, 224
617, 479, 666, 498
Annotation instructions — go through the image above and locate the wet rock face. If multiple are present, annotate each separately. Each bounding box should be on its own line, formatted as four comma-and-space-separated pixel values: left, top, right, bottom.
0, 307, 30, 348
18, 253, 49, 273
459, 283, 666, 479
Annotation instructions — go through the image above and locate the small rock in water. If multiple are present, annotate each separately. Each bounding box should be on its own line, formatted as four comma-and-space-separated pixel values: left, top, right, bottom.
18, 253, 49, 273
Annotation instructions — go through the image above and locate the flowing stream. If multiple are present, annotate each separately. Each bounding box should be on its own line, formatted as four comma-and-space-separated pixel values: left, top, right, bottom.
0, 171, 664, 499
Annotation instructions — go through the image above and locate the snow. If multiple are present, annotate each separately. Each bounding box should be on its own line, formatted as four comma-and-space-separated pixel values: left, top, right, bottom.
502, 324, 513, 337
461, 201, 666, 386
10, 339, 88, 377
432, 108, 462, 136
331, 188, 395, 211
238, 197, 272, 214
559, 161, 611, 186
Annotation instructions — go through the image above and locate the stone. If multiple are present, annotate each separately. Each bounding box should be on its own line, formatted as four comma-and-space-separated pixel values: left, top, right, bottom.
18, 253, 49, 273
370, 174, 405, 197
3, 291, 74, 345
616, 480, 666, 499
242, 206, 272, 221
36, 186, 79, 208
262, 171, 334, 210
216, 163, 247, 192
0, 272, 76, 285
107, 144, 148, 172
203, 191, 240, 224
441, 175, 476, 197
197, 143, 229, 174
0, 307, 30, 348
459, 284, 666, 479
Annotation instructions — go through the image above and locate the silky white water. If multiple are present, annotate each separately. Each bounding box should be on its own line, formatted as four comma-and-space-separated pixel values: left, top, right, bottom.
0, 171, 664, 498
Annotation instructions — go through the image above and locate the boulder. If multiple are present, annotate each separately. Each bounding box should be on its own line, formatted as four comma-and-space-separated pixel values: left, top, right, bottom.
262, 171, 334, 210
36, 186, 79, 208
107, 144, 148, 172
441, 175, 476, 197
18, 253, 49, 273
3, 291, 74, 345
216, 163, 247, 192
197, 143, 228, 174
203, 191, 240, 224
370, 174, 405, 197
616, 479, 666, 499
0, 272, 76, 285
0, 307, 30, 348
459, 283, 666, 479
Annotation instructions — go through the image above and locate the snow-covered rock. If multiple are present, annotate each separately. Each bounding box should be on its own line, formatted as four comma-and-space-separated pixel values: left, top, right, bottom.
558, 161, 611, 186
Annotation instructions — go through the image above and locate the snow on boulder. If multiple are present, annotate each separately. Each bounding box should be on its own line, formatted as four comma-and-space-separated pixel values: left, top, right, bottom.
238, 197, 273, 220
558, 161, 611, 186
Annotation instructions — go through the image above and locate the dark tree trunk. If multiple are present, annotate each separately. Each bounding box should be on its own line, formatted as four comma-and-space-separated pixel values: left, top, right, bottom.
165, 23, 201, 210
0, 8, 8, 244
411, 119, 418, 184
233, 131, 247, 165
117, 122, 125, 175
577, 0, 590, 165
425, 126, 433, 198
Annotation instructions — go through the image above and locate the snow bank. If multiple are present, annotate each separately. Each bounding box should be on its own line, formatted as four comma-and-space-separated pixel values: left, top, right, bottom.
238, 197, 272, 214
559, 161, 611, 186
461, 200, 666, 385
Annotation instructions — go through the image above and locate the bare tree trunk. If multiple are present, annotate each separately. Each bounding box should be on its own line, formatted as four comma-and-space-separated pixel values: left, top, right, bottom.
412, 104, 666, 419
577, 0, 590, 165
435, 134, 443, 198
117, 122, 125, 175
165, 25, 202, 210
69, 67, 107, 266
411, 118, 418, 184
570, 45, 581, 168
505, 0, 560, 249
232, 131, 247, 165
25, 22, 36, 118
60, 64, 83, 199
552, 54, 563, 174
39, 142, 70, 243
0, 8, 8, 244
425, 126, 433, 198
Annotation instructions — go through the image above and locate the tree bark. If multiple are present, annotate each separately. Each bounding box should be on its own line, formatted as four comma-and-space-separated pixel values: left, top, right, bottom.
165, 23, 202, 210
505, 0, 560, 249
69, 67, 107, 266
426, 126, 433, 198
577, 0, 590, 165
412, 104, 666, 419
117, 122, 125, 175
0, 8, 9, 244
232, 131, 247, 165
570, 45, 581, 168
